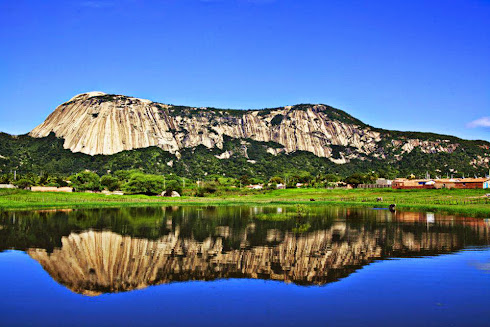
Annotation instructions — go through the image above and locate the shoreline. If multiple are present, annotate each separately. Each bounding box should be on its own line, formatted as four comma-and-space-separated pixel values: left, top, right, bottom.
1, 188, 489, 217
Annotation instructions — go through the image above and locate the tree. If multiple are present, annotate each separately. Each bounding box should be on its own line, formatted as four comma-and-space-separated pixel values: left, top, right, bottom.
324, 173, 340, 183
100, 175, 121, 191
0, 174, 11, 184
239, 175, 250, 186
269, 176, 284, 184
297, 171, 312, 184
123, 173, 165, 195
196, 181, 218, 197
344, 173, 365, 186
344, 172, 378, 186
114, 170, 140, 183
14, 178, 33, 189
203, 182, 218, 194
70, 171, 101, 191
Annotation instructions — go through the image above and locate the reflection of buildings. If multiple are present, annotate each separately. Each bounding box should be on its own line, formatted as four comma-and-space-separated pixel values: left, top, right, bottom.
27, 220, 488, 296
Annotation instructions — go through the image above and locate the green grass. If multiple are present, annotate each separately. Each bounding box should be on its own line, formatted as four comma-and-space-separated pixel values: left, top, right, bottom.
1, 188, 489, 217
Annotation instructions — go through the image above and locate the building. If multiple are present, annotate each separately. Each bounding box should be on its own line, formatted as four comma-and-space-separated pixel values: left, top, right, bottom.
391, 179, 435, 189
455, 178, 490, 189
358, 178, 393, 189
433, 178, 459, 189
246, 184, 263, 190
376, 178, 393, 186
393, 177, 490, 189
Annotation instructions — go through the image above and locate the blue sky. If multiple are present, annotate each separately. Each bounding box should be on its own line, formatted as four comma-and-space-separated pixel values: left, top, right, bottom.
1, 0, 489, 140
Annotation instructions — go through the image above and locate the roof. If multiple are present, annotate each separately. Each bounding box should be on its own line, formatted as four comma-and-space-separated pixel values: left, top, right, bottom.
458, 178, 490, 183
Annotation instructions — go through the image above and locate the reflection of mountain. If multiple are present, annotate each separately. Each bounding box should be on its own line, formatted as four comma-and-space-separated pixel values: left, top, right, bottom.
2, 206, 488, 295
27, 220, 486, 296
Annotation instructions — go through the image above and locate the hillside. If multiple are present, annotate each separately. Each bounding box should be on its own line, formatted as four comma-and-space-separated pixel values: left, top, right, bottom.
0, 92, 489, 178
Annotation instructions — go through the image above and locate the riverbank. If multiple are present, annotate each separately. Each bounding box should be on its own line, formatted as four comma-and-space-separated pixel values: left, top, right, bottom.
1, 188, 489, 217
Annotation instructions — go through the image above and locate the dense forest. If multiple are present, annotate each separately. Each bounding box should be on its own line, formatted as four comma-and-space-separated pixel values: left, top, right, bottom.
0, 132, 488, 181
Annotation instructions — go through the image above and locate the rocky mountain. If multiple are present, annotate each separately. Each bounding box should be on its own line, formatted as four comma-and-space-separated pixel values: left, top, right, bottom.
30, 92, 384, 163
0, 91, 489, 177
29, 92, 489, 164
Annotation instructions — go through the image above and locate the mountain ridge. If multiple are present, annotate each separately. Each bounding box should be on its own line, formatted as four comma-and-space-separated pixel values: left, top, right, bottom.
30, 92, 488, 159
0, 92, 488, 178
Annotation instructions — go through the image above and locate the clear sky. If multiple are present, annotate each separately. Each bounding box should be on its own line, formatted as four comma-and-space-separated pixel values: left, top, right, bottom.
1, 0, 489, 140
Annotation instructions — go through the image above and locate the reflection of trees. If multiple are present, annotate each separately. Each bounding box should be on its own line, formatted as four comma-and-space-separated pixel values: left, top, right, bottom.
1, 206, 489, 253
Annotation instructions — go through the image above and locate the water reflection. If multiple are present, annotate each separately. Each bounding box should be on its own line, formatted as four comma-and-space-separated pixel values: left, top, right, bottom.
1, 206, 489, 296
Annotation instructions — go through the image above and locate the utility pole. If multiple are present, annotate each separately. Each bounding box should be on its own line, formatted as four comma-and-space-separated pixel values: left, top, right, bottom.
14, 170, 16, 181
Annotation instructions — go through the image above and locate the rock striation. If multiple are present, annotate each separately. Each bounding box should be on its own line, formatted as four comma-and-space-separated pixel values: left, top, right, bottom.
29, 92, 486, 165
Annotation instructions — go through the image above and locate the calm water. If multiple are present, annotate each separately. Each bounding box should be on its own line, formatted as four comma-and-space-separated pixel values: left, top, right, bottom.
0, 206, 489, 327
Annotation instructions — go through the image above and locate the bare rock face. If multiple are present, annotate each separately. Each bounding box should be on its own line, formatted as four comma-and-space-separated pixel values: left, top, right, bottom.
29, 92, 383, 161
29, 92, 485, 165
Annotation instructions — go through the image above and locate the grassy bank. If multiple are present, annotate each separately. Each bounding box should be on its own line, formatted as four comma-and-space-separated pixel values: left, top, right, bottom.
0, 188, 489, 217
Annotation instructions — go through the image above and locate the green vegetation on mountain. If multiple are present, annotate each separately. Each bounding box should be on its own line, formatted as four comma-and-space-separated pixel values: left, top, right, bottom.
0, 131, 488, 180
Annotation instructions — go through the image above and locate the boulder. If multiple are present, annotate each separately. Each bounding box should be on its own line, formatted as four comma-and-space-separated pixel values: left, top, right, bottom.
161, 191, 181, 197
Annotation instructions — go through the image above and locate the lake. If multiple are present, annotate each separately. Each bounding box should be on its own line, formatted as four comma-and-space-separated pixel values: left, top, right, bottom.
0, 206, 489, 327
